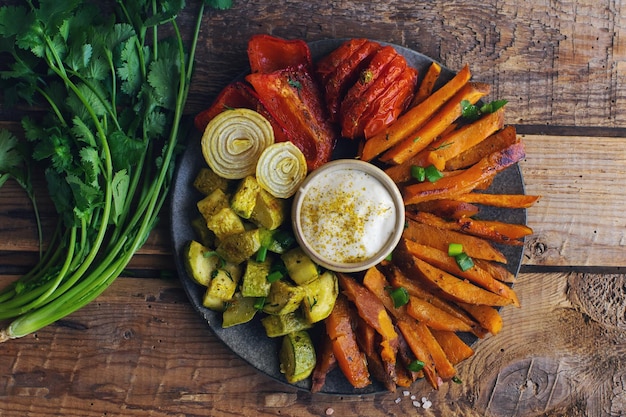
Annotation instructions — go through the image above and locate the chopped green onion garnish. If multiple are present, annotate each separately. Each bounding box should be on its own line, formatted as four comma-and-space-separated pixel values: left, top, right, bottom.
455, 252, 475, 271
407, 360, 425, 372
452, 376, 463, 384
254, 297, 266, 310
388, 287, 410, 308
256, 245, 268, 262
448, 243, 463, 257
410, 165, 426, 182
425, 165, 444, 182
385, 252, 393, 261
266, 270, 284, 283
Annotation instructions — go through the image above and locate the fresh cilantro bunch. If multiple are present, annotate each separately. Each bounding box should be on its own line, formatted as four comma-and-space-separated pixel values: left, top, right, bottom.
0, 0, 232, 341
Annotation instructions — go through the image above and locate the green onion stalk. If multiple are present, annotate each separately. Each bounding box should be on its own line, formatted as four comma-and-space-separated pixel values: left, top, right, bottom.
0, 0, 233, 342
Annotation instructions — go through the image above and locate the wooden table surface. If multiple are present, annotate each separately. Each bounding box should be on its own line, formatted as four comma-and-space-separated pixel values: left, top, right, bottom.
2, 1, 626, 416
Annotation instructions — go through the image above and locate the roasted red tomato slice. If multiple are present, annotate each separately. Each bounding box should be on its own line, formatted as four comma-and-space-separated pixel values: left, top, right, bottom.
361, 64, 417, 138
246, 64, 339, 171
317, 39, 381, 122
339, 47, 405, 139
247, 34, 313, 74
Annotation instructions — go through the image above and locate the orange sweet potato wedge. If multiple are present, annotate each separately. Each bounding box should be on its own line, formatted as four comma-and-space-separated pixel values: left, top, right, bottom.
394, 243, 514, 307
405, 297, 474, 332
379, 81, 490, 165
445, 124, 518, 170
403, 219, 508, 264
402, 141, 526, 205
325, 294, 371, 388
338, 273, 399, 371
398, 318, 457, 383
454, 192, 540, 209
408, 199, 480, 219
430, 330, 474, 365
411, 61, 442, 107
311, 330, 337, 393
385, 265, 488, 338
360, 64, 472, 162
456, 302, 504, 335
426, 107, 506, 171
402, 239, 520, 307
396, 319, 440, 389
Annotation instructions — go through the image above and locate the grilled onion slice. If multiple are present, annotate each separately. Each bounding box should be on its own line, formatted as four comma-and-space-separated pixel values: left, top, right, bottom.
201, 108, 274, 179
256, 142, 308, 199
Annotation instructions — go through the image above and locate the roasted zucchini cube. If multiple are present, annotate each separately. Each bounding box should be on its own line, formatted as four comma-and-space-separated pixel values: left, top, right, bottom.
222, 293, 258, 328
202, 292, 225, 311
282, 247, 319, 285
261, 311, 313, 338
197, 188, 230, 223
263, 279, 305, 315
301, 271, 339, 323
241, 258, 272, 297
183, 240, 220, 287
231, 175, 261, 219
279, 330, 316, 383
205, 268, 240, 302
193, 167, 231, 195
250, 188, 285, 230
216, 228, 262, 264
206, 206, 246, 240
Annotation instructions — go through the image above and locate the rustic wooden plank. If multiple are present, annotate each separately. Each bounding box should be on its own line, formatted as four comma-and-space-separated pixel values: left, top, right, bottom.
521, 134, 626, 267
185, 0, 626, 128
2, 271, 624, 417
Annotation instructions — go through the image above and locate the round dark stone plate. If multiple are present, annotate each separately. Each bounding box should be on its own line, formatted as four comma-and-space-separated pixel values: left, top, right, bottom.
169, 39, 527, 395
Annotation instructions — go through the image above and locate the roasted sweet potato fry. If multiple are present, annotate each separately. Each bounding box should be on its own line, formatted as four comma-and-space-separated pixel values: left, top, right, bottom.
325, 294, 371, 388
408, 199, 480, 219
456, 302, 503, 335
456, 217, 534, 245
355, 316, 396, 391
395, 247, 514, 307
385, 265, 488, 338
399, 318, 456, 383
426, 108, 506, 171
454, 192, 540, 209
408, 211, 531, 246
403, 219, 508, 264
405, 297, 474, 332
360, 64, 472, 161
401, 239, 520, 307
380, 81, 490, 165
430, 330, 474, 365
402, 141, 526, 205
411, 61, 442, 106
338, 273, 399, 372
311, 331, 337, 393
445, 124, 518, 170
473, 259, 517, 283
396, 319, 440, 388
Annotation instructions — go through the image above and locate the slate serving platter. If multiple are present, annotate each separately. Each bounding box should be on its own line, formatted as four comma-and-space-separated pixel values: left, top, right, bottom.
169, 39, 527, 395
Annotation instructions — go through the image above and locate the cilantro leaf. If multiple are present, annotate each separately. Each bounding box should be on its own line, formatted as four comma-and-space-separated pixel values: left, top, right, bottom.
0, 130, 23, 173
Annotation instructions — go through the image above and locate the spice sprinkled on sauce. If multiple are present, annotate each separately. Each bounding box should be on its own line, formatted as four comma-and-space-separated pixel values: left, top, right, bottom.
298, 168, 397, 264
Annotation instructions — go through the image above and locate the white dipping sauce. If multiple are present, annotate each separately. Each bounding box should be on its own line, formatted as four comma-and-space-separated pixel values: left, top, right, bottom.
298, 167, 397, 264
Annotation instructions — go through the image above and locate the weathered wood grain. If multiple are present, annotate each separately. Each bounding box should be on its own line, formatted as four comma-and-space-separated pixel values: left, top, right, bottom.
186, 0, 626, 128
2, 271, 625, 417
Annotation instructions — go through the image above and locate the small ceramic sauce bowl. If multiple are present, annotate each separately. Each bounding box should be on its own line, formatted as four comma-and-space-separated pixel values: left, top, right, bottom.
291, 159, 405, 273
